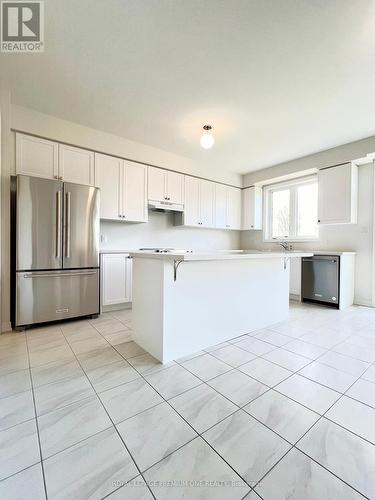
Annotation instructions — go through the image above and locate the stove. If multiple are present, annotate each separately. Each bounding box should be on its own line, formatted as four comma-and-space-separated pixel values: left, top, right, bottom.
138, 248, 193, 254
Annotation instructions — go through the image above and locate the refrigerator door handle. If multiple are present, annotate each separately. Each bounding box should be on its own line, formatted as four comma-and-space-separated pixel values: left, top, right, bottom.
65, 191, 71, 258
56, 190, 62, 258
23, 271, 98, 278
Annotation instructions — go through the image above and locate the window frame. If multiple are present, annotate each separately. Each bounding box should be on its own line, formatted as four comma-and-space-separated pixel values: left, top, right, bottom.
263, 175, 319, 242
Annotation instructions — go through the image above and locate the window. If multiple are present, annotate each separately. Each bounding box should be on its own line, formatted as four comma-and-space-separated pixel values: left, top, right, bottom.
264, 176, 318, 241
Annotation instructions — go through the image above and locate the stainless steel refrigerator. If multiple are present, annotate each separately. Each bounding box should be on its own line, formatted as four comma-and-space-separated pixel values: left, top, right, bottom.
11, 175, 100, 328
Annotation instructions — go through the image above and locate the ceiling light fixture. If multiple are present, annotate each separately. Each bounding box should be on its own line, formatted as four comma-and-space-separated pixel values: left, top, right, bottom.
200, 125, 214, 149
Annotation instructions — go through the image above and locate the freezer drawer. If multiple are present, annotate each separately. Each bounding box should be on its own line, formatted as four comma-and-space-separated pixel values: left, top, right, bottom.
302, 256, 339, 306
16, 269, 99, 326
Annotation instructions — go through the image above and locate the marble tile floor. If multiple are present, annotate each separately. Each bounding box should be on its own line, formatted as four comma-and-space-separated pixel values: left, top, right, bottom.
1, 302, 375, 499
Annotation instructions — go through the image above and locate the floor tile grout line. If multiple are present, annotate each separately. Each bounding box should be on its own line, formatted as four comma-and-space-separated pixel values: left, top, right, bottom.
89, 339, 257, 492
233, 320, 375, 497
252, 335, 374, 500
38, 424, 114, 463
24, 326, 49, 500
0, 415, 38, 434
9, 306, 375, 498
58, 327, 157, 500
0, 460, 44, 485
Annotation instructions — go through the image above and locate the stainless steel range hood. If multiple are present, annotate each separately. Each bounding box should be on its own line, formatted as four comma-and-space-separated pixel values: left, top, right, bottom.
148, 200, 184, 213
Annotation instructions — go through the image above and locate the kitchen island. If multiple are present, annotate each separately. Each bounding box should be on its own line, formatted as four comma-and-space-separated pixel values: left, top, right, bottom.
130, 250, 313, 363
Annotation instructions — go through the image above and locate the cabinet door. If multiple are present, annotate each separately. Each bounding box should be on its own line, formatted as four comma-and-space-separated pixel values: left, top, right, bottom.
95, 153, 122, 220
199, 180, 215, 227
59, 144, 95, 185
318, 163, 358, 224
242, 186, 262, 230
167, 171, 184, 204
215, 184, 228, 229
101, 253, 132, 306
16, 133, 58, 179
184, 176, 200, 226
226, 187, 242, 229
148, 166, 166, 201
289, 257, 301, 297
123, 161, 148, 222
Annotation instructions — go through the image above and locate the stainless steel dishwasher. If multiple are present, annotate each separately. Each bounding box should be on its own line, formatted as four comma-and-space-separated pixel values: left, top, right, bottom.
301, 255, 340, 308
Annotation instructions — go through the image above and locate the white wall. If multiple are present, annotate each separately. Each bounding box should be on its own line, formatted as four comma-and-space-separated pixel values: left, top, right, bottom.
0, 101, 241, 331
0, 90, 11, 332
100, 213, 240, 252
11, 105, 242, 187
241, 163, 375, 306
244, 135, 375, 187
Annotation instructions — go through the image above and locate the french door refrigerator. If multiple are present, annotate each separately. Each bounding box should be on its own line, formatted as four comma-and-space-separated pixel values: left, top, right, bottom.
11, 175, 100, 328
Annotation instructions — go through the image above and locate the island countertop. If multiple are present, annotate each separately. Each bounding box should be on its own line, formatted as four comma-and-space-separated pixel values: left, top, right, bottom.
129, 250, 314, 261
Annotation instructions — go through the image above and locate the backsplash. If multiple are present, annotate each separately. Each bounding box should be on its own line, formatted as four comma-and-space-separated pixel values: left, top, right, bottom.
100, 212, 241, 251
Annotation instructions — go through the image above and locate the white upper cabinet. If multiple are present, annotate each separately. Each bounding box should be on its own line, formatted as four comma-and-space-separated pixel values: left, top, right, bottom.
214, 184, 242, 230
318, 163, 358, 225
199, 180, 215, 227
16, 133, 95, 185
122, 161, 148, 222
59, 144, 95, 185
95, 154, 147, 223
226, 187, 242, 230
181, 176, 215, 228
183, 176, 200, 226
148, 167, 184, 204
148, 167, 166, 202
181, 176, 240, 230
242, 186, 262, 230
95, 153, 122, 220
16, 133, 59, 179
214, 184, 228, 229
166, 171, 184, 204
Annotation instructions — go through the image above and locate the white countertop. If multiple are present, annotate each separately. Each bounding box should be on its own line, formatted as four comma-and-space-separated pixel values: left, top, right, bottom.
129, 250, 314, 261
102, 249, 355, 258
302, 250, 356, 256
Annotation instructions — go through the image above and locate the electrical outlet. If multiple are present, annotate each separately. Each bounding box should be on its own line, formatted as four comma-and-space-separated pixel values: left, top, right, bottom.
100, 234, 108, 243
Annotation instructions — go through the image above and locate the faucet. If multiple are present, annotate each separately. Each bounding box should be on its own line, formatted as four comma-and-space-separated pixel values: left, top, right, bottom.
279, 241, 292, 251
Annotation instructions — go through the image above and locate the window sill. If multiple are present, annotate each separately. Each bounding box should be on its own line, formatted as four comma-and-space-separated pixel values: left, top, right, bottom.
263, 238, 320, 243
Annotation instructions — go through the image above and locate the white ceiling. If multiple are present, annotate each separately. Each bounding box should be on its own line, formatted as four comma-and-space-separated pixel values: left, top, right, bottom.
1, 0, 375, 175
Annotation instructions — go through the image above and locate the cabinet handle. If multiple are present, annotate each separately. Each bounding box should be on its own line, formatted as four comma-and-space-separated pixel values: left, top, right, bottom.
318, 219, 321, 223
54, 175, 58, 179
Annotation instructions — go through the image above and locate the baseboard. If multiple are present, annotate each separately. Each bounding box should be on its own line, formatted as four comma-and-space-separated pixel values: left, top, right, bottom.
1, 322, 12, 333
101, 302, 132, 313
289, 294, 301, 302
353, 298, 373, 307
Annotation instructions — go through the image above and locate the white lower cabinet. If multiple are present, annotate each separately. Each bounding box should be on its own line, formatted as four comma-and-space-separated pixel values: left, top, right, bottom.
289, 257, 302, 298
101, 253, 132, 307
